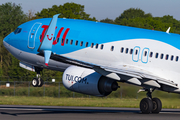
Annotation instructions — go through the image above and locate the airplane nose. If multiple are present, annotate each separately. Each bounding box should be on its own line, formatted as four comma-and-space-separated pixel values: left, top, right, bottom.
3, 32, 13, 49
3, 38, 9, 50
3, 36, 9, 43
3, 32, 13, 43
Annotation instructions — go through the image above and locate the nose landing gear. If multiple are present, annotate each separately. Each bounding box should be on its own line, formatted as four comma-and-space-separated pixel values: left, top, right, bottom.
139, 88, 162, 114
32, 77, 44, 87
31, 67, 44, 87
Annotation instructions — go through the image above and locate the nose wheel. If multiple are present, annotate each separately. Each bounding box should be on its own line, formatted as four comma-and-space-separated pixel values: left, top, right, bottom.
32, 67, 44, 87
32, 77, 44, 87
139, 88, 162, 114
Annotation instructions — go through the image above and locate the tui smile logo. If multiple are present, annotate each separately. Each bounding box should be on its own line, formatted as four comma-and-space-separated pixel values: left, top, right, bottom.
47, 34, 53, 41
40, 25, 70, 46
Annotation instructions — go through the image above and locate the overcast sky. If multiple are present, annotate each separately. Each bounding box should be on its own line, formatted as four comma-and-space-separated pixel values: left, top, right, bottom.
0, 0, 180, 21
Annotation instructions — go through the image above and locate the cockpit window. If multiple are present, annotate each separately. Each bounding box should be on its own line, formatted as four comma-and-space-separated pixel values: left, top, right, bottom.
14, 28, 22, 34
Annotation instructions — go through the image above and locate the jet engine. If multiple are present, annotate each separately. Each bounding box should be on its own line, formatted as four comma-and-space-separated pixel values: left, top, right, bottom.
62, 66, 119, 97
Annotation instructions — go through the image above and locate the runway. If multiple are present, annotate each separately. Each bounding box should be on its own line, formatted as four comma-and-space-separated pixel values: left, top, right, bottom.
0, 105, 180, 120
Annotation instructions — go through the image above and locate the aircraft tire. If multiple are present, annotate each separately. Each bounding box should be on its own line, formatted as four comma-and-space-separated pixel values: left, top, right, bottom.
152, 98, 162, 114
38, 78, 44, 87
140, 98, 153, 114
32, 78, 39, 87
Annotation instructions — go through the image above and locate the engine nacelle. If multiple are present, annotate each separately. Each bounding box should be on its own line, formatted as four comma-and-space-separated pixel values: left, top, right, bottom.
63, 66, 119, 97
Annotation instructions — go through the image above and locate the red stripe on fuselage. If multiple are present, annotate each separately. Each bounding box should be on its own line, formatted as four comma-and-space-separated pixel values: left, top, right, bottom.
61, 28, 70, 46
40, 25, 70, 46
40, 25, 49, 42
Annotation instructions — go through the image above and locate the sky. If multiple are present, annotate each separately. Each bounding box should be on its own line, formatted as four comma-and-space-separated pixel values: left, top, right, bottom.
0, 0, 180, 21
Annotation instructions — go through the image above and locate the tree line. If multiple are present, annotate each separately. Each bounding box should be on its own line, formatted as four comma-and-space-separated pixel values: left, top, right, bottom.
0, 2, 180, 80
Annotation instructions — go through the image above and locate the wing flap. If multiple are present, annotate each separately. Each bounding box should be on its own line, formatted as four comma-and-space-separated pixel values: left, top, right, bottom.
101, 66, 178, 89
157, 79, 178, 88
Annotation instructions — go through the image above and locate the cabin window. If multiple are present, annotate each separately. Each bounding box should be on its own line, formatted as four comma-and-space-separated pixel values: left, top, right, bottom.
96, 44, 99, 49
85, 42, 88, 47
165, 54, 169, 60
144, 51, 148, 57
171, 55, 174, 61
149, 52, 153, 57
80, 41, 83, 46
100, 44, 104, 50
160, 54, 164, 59
91, 43, 94, 48
75, 40, 78, 46
111, 46, 114, 51
130, 49, 133, 54
121, 47, 124, 53
66, 39, 68, 44
61, 38, 64, 44
176, 56, 179, 62
57, 38, 60, 43
155, 53, 159, 58
135, 49, 138, 55
125, 48, 129, 54
70, 40, 73, 45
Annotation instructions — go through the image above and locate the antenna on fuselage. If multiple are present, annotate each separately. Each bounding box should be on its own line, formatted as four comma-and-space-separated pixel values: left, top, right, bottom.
166, 27, 171, 34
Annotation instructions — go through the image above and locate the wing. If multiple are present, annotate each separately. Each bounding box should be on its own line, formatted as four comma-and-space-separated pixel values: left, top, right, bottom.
93, 65, 178, 89
44, 53, 178, 89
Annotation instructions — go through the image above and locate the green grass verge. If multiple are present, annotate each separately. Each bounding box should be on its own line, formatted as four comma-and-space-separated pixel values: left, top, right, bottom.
0, 82, 180, 109
1, 82, 180, 99
0, 96, 180, 109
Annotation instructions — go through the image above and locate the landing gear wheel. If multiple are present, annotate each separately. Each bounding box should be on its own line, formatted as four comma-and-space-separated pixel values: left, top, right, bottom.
140, 98, 153, 114
152, 98, 162, 114
38, 78, 44, 87
32, 78, 39, 87
33, 67, 43, 87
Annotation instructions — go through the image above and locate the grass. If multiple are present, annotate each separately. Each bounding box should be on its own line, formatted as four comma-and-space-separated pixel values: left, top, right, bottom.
0, 82, 180, 109
1, 82, 180, 99
0, 96, 180, 109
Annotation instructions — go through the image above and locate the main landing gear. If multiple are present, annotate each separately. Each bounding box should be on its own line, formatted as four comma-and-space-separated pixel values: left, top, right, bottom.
139, 88, 162, 114
32, 67, 44, 87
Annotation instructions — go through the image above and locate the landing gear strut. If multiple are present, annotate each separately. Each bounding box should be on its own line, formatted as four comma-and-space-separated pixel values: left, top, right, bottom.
139, 88, 162, 114
32, 67, 44, 87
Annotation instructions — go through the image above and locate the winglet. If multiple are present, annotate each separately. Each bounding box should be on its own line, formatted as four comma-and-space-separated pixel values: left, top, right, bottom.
38, 14, 59, 66
166, 27, 171, 33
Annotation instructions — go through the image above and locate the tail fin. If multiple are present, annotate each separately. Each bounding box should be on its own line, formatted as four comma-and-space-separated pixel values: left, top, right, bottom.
166, 27, 171, 33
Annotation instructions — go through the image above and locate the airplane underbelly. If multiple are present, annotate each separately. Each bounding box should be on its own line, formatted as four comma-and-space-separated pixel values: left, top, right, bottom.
3, 41, 70, 72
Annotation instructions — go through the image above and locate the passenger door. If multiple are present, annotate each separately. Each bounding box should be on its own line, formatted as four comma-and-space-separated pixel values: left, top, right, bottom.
141, 48, 150, 63
132, 46, 140, 62
28, 22, 42, 49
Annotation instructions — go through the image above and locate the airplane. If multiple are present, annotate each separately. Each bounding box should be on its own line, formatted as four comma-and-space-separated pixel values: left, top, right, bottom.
3, 14, 180, 114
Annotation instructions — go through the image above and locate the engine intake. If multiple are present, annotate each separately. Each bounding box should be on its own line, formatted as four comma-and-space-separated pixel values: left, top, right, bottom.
63, 66, 119, 97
